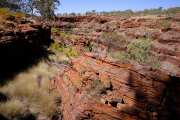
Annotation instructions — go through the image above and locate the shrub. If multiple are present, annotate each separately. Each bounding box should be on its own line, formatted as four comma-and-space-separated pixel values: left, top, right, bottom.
49, 42, 64, 52
59, 31, 70, 39
101, 32, 121, 42
109, 38, 160, 68
0, 61, 61, 119
85, 79, 106, 97
148, 56, 161, 69
0, 8, 11, 16
0, 99, 25, 118
101, 32, 126, 51
50, 42, 78, 57
127, 38, 152, 63
28, 90, 59, 117
102, 21, 118, 31
64, 46, 79, 57
51, 27, 60, 33
110, 51, 128, 62
158, 20, 171, 29
109, 39, 161, 69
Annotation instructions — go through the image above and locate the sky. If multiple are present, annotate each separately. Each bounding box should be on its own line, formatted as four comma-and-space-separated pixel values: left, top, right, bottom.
57, 0, 180, 14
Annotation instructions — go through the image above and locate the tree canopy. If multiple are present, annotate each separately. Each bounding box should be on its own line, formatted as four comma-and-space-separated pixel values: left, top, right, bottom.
0, 0, 60, 19
0, 0, 20, 11
34, 0, 60, 19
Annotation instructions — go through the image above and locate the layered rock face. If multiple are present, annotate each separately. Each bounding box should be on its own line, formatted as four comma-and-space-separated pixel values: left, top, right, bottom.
53, 54, 179, 120
0, 23, 51, 56
54, 14, 180, 76
52, 14, 180, 120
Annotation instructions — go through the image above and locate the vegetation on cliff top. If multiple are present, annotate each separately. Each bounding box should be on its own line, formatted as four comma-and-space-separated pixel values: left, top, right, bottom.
0, 0, 60, 19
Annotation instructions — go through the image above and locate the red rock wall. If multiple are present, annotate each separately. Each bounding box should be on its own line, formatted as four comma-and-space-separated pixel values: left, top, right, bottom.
53, 54, 180, 120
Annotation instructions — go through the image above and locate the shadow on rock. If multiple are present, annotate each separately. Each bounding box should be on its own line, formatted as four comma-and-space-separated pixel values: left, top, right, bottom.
0, 44, 52, 85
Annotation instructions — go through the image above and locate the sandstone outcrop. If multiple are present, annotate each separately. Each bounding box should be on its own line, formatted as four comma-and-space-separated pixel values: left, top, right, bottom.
53, 54, 179, 120
54, 14, 180, 76
52, 14, 180, 120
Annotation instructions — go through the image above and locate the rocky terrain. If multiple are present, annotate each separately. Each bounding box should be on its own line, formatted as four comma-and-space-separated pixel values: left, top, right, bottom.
53, 15, 180, 76
0, 11, 179, 120
0, 12, 60, 120
51, 14, 180, 120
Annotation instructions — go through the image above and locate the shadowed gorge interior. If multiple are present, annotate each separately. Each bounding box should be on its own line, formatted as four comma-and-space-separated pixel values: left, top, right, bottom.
0, 24, 52, 84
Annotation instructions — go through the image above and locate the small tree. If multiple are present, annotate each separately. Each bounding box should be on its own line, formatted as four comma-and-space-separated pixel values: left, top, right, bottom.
127, 38, 151, 63
34, 0, 60, 19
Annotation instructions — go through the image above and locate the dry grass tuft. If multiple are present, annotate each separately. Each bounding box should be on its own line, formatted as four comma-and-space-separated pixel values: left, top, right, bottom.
0, 99, 25, 118
0, 60, 60, 119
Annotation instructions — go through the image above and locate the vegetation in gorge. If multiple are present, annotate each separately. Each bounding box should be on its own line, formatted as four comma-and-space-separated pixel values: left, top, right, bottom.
127, 38, 152, 63
0, 59, 62, 120
0, 0, 179, 119
110, 38, 160, 68
50, 42, 79, 57
100, 32, 126, 50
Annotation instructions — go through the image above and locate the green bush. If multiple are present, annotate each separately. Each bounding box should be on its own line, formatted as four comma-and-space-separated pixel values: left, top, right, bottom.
49, 42, 64, 52
64, 47, 78, 57
101, 32, 121, 42
58, 31, 80, 41
50, 42, 78, 57
127, 38, 152, 63
110, 38, 160, 68
101, 32, 126, 51
110, 51, 128, 62
51, 27, 60, 33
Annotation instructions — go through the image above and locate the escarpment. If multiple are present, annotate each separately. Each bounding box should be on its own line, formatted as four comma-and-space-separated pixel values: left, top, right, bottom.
53, 54, 179, 120
0, 12, 179, 120
51, 14, 180, 120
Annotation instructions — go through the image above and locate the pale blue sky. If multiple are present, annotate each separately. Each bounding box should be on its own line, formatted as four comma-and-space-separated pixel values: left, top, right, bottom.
57, 0, 180, 13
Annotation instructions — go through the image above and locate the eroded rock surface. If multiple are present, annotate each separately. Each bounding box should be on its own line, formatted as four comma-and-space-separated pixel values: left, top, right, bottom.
53, 54, 180, 120
54, 14, 180, 76
52, 14, 180, 120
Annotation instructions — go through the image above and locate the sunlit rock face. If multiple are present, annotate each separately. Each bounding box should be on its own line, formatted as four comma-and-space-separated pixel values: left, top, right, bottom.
53, 54, 180, 120
53, 15, 180, 76
51, 14, 180, 120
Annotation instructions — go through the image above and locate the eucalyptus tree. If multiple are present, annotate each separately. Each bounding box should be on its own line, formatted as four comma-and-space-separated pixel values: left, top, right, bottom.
34, 0, 60, 19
